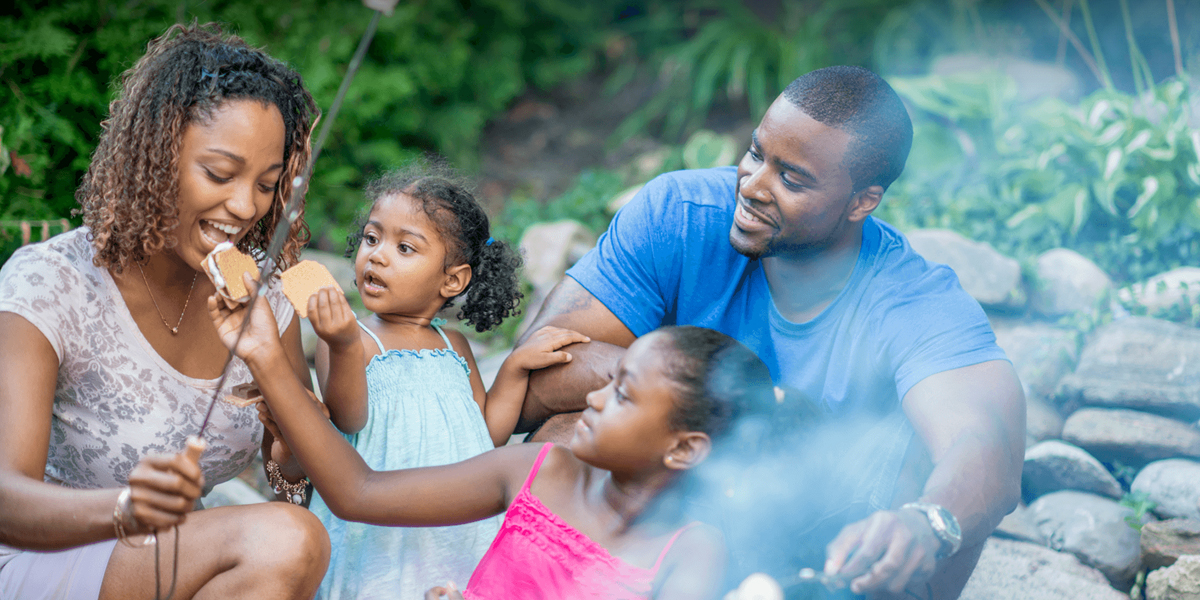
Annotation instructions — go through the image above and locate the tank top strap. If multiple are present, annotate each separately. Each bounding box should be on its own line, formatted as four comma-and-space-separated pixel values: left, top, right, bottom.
430, 318, 454, 351
357, 320, 386, 354
651, 521, 701, 573
521, 443, 556, 494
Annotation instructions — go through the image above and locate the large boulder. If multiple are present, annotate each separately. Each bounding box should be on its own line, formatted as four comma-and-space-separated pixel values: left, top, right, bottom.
1119, 267, 1200, 316
1061, 408, 1200, 469
1146, 555, 1200, 600
1133, 460, 1200, 521
992, 504, 1048, 545
991, 319, 1079, 401
959, 538, 1128, 600
1023, 440, 1124, 502
1142, 520, 1200, 571
1030, 248, 1112, 317
1057, 317, 1200, 421
907, 229, 1024, 307
516, 220, 597, 336
1028, 490, 1146, 586
1026, 396, 1065, 447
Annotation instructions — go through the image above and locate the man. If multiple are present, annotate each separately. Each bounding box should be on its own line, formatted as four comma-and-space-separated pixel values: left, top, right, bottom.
515, 66, 1024, 599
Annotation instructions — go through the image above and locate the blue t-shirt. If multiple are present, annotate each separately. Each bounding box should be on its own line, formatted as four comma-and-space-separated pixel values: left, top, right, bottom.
567, 166, 1006, 416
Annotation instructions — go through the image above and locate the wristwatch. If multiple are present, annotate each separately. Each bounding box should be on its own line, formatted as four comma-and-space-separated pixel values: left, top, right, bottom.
901, 502, 962, 559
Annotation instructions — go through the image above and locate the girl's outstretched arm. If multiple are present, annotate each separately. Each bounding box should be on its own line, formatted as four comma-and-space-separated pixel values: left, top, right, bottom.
309, 287, 369, 433
208, 289, 537, 527
655, 524, 727, 600
482, 326, 590, 447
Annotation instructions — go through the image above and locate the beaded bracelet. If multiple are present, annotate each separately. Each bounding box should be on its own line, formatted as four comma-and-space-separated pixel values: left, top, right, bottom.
266, 460, 309, 505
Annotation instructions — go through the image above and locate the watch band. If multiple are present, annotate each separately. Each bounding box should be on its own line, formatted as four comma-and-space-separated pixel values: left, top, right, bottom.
901, 502, 963, 559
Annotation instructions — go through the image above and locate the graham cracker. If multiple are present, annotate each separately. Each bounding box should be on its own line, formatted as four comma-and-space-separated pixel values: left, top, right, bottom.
280, 260, 342, 318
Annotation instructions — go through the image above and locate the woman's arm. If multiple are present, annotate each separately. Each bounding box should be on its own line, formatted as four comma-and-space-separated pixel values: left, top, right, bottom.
310, 287, 368, 433
260, 309, 319, 494
481, 326, 590, 447
0, 313, 202, 550
210, 293, 535, 527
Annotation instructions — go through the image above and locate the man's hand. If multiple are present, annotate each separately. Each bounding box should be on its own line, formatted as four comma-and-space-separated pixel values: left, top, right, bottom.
307, 287, 359, 351
506, 326, 591, 373
824, 508, 941, 596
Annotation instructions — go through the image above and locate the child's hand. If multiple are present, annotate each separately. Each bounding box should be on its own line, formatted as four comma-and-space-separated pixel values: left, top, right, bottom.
507, 326, 591, 372
307, 287, 359, 351
207, 272, 282, 365
424, 582, 464, 599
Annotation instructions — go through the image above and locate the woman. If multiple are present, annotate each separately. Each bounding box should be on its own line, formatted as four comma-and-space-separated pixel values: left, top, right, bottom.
0, 24, 329, 599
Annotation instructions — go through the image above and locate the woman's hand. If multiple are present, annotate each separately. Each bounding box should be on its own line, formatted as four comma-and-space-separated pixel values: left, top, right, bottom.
123, 439, 205, 533
207, 273, 283, 367
307, 287, 358, 351
505, 326, 590, 373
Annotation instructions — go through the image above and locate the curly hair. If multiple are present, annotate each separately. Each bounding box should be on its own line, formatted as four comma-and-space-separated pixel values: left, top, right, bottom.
76, 22, 319, 273
346, 160, 523, 332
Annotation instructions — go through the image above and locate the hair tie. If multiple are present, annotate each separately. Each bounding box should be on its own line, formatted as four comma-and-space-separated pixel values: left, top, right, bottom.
485, 237, 495, 246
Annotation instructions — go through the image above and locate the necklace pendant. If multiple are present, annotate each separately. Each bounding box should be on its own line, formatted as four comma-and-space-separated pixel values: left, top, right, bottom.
170, 326, 179, 335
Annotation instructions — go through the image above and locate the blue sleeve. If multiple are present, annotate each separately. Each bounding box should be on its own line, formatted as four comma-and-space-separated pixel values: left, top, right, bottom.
882, 264, 1010, 402
566, 175, 683, 337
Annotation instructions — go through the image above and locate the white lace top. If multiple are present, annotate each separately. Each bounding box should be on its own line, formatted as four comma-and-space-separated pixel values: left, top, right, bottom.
0, 227, 292, 500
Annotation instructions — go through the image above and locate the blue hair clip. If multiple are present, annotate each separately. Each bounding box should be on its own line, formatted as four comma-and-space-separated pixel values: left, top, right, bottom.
200, 68, 218, 84
485, 237, 495, 246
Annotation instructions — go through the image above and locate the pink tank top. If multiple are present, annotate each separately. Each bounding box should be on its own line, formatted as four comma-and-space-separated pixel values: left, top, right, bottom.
463, 443, 695, 600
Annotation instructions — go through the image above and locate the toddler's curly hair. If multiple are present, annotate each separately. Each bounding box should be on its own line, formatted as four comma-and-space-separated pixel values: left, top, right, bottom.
347, 160, 523, 332
77, 22, 319, 273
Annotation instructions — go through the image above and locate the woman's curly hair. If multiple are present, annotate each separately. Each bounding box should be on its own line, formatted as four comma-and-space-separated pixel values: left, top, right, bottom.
76, 22, 319, 273
347, 160, 524, 332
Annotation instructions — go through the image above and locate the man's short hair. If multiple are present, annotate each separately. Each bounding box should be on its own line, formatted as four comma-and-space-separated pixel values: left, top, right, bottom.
782, 66, 913, 192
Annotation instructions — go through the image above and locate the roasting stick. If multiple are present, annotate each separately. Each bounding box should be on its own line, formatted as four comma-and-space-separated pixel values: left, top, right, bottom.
150, 10, 384, 600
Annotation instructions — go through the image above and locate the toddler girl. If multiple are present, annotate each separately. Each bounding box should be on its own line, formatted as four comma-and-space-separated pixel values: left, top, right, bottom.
301, 164, 588, 599
213, 281, 769, 599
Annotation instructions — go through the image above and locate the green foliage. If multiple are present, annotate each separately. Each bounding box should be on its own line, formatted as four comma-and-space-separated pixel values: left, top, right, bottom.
0, 0, 612, 262
607, 0, 898, 142
1119, 490, 1156, 531
878, 71, 1200, 286
491, 168, 626, 245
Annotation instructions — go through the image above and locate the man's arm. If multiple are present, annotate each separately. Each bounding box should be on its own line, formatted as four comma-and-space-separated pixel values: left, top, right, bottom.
824, 360, 1025, 596
515, 277, 637, 432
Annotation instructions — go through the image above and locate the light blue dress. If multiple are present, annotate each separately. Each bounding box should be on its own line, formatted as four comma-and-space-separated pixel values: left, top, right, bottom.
311, 319, 501, 600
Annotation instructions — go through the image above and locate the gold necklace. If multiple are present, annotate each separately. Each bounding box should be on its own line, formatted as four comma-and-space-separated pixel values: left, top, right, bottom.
137, 262, 198, 335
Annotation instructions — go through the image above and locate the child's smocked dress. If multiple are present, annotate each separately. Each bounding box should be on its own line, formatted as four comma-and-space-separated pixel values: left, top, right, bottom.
311, 319, 500, 600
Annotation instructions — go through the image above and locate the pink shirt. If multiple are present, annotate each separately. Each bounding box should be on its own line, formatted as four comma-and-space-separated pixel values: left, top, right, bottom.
464, 444, 694, 600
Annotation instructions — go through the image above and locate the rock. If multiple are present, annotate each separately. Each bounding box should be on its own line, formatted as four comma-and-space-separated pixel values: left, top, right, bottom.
1028, 490, 1146, 586
204, 477, 268, 508
1030, 248, 1112, 317
1057, 317, 1200, 421
516, 220, 597, 337
518, 220, 596, 294
959, 538, 1129, 600
1146, 555, 1200, 600
1023, 440, 1124, 502
1062, 408, 1200, 469
991, 319, 1079, 401
908, 229, 1024, 307
1133, 460, 1200, 521
1142, 519, 1200, 571
607, 184, 643, 214
993, 504, 1048, 545
1027, 396, 1065, 447
1119, 268, 1200, 316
